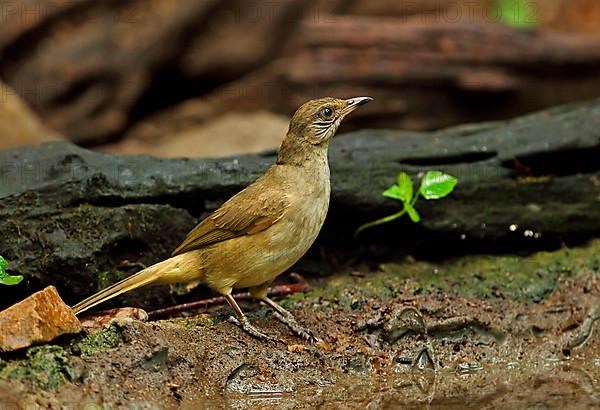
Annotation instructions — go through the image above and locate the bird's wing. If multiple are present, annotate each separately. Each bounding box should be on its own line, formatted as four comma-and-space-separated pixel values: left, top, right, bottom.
171, 183, 289, 256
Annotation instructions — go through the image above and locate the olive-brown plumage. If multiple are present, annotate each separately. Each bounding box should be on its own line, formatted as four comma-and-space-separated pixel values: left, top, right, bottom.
72, 96, 372, 341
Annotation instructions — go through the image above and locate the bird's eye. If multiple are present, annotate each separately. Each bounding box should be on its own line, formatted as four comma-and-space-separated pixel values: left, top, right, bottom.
321, 107, 333, 118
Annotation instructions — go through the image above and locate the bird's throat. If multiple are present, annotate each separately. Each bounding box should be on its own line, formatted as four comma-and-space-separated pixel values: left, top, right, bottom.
276, 132, 330, 167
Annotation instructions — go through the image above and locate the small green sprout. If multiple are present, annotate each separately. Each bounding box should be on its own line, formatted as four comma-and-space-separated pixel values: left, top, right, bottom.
355, 170, 458, 237
0, 256, 23, 286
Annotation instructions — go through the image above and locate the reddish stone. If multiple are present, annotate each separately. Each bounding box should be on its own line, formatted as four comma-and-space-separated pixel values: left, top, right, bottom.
0, 286, 81, 352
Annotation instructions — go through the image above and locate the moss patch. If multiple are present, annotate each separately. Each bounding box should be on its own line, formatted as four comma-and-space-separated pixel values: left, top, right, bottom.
77, 324, 125, 356
382, 240, 600, 303
0, 346, 74, 389
289, 240, 600, 307
171, 314, 219, 330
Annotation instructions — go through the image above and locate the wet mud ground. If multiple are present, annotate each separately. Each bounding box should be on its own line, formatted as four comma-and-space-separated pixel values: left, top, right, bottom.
1, 241, 599, 409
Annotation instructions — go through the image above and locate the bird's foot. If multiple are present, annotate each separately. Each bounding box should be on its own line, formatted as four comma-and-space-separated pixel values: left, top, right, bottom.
273, 311, 321, 343
227, 316, 281, 342
261, 297, 321, 343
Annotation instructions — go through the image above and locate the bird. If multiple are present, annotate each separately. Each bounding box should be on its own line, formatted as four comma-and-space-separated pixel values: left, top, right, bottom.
72, 96, 373, 341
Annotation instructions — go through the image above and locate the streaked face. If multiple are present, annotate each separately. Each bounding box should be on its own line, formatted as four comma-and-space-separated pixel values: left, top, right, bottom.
288, 97, 373, 145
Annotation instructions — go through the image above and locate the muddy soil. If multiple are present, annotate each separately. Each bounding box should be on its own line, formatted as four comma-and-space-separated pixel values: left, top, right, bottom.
1, 241, 599, 409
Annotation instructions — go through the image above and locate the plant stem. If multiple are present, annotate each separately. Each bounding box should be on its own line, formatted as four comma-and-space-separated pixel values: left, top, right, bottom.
354, 208, 408, 238
411, 189, 421, 206
354, 189, 423, 238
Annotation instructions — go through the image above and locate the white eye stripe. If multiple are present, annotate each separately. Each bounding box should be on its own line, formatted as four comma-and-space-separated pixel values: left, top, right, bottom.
314, 127, 330, 137
311, 114, 342, 142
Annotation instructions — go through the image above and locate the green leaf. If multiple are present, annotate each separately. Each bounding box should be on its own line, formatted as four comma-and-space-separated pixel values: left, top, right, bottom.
0, 274, 23, 286
0, 256, 23, 286
496, 0, 539, 30
396, 172, 413, 202
405, 204, 421, 223
383, 186, 405, 201
383, 172, 413, 203
419, 171, 458, 200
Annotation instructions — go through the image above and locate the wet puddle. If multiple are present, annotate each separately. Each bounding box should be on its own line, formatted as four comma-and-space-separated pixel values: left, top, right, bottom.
218, 357, 599, 409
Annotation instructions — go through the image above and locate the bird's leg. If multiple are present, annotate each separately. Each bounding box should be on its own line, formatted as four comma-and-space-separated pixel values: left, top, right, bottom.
261, 297, 321, 343
224, 294, 279, 342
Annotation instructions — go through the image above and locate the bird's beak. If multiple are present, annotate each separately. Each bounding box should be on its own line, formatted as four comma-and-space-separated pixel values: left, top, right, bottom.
343, 96, 373, 115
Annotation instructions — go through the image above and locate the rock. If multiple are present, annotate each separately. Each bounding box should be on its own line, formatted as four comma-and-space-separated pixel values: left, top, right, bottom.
0, 82, 62, 150
0, 99, 599, 310
0, 287, 81, 352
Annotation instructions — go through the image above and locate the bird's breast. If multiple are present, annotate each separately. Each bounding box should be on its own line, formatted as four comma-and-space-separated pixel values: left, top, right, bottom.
283, 182, 330, 244
263, 170, 331, 264
205, 163, 331, 292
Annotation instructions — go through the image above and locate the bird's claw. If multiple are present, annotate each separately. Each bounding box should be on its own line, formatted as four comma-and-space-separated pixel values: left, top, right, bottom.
273, 311, 322, 343
227, 316, 281, 343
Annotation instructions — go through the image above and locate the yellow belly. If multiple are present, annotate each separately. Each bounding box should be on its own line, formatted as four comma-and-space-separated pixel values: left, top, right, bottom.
203, 192, 329, 294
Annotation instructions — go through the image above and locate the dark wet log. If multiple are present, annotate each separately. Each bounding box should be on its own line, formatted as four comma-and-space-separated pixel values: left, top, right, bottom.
0, 99, 598, 309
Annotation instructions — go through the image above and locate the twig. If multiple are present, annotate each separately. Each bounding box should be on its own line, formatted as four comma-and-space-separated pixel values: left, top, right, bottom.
147, 273, 309, 320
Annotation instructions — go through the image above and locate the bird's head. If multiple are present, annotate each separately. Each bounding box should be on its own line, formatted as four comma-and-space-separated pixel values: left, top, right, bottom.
278, 96, 372, 165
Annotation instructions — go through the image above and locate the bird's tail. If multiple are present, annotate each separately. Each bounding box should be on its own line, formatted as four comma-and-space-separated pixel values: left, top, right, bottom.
71, 258, 179, 315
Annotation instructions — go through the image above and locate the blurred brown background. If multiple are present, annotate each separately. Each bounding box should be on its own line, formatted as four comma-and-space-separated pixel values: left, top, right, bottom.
1, 0, 600, 157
